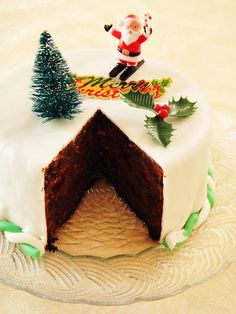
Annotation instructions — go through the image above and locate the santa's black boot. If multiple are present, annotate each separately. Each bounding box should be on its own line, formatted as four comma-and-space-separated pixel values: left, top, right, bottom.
109, 63, 126, 78
119, 66, 136, 81
119, 60, 145, 81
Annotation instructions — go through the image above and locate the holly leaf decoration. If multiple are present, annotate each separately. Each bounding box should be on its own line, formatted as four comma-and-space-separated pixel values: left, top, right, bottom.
169, 96, 197, 117
120, 89, 155, 112
145, 116, 175, 147
151, 78, 172, 94
120, 90, 197, 148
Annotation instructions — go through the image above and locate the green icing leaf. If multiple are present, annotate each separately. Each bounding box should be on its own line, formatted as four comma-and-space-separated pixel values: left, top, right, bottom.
169, 96, 197, 117
183, 212, 200, 237
145, 116, 175, 147
208, 168, 214, 179
120, 89, 155, 112
20, 243, 41, 259
207, 184, 215, 209
0, 220, 22, 233
162, 238, 169, 249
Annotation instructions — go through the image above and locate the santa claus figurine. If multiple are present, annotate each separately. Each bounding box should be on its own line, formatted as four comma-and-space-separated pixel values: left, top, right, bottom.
105, 14, 152, 81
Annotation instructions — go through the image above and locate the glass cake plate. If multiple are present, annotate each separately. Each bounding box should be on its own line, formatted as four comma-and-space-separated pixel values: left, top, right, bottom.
0, 109, 235, 305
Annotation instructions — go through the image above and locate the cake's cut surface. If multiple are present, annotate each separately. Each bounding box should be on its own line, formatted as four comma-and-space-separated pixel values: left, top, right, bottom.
44, 111, 100, 241
55, 178, 159, 258
45, 110, 163, 242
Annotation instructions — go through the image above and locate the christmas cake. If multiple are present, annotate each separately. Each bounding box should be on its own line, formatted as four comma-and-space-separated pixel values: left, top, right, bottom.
0, 30, 215, 259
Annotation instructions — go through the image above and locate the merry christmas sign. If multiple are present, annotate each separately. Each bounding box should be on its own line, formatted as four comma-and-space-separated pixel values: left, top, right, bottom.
74, 75, 172, 100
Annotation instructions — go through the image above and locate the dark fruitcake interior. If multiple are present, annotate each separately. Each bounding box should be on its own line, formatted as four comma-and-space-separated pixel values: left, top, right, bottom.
44, 110, 163, 244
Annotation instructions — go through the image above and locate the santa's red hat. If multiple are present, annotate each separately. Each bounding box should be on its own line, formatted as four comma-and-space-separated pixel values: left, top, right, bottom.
120, 14, 141, 26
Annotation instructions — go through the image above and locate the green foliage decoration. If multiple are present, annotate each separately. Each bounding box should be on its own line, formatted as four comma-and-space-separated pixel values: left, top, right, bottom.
32, 31, 82, 122
169, 96, 197, 117
120, 89, 197, 147
145, 116, 175, 147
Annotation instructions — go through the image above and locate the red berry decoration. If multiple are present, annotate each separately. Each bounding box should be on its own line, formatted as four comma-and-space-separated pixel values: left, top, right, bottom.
162, 104, 170, 113
154, 104, 170, 118
159, 109, 169, 119
154, 104, 162, 113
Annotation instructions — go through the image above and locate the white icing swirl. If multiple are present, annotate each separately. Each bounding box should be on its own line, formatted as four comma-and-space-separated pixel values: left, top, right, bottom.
4, 232, 45, 256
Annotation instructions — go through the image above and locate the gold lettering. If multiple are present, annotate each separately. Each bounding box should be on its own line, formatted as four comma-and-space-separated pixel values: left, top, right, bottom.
99, 78, 113, 89
74, 75, 170, 100
111, 90, 120, 99
101, 90, 112, 98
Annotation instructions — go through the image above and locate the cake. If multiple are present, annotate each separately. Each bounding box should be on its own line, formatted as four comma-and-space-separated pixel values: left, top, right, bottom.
0, 43, 215, 259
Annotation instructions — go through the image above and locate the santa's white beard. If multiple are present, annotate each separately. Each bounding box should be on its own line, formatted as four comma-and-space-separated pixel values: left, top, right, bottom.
121, 29, 140, 45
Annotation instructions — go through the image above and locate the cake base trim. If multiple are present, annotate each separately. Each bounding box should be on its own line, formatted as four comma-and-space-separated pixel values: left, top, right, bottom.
163, 168, 215, 249
0, 220, 43, 259
0, 170, 215, 259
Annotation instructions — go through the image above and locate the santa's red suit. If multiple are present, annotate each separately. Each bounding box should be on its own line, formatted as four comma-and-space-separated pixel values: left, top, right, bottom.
109, 27, 150, 66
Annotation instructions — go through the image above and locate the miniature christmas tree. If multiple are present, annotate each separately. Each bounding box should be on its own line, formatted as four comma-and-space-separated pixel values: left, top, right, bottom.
32, 31, 82, 122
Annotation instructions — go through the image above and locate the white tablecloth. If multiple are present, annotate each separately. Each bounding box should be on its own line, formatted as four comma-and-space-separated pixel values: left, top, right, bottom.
0, 0, 236, 313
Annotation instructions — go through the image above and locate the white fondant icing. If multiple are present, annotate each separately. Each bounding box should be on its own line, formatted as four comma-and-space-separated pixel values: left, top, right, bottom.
165, 171, 215, 249
0, 50, 212, 255
193, 199, 211, 230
